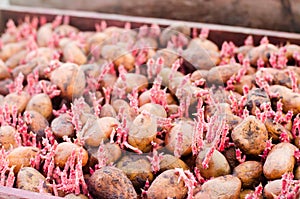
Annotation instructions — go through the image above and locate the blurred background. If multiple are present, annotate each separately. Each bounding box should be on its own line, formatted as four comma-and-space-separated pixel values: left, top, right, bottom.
1, 0, 300, 33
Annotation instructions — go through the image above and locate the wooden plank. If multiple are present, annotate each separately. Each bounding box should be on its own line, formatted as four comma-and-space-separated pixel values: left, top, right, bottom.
1, 5, 300, 47
0, 186, 61, 199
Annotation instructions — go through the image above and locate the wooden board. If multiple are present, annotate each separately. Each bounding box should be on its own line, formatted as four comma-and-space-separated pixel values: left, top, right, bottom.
0, 4, 300, 199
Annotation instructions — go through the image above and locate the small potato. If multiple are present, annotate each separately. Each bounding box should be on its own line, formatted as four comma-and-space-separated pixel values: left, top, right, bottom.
64, 194, 89, 199
207, 63, 242, 86
188, 37, 219, 53
0, 79, 13, 95
0, 41, 27, 61
17, 167, 52, 193
128, 113, 157, 152
0, 125, 18, 150
152, 48, 179, 68
117, 155, 153, 191
4, 91, 31, 113
26, 93, 53, 120
285, 44, 300, 60
0, 60, 10, 80
27, 110, 49, 139
247, 43, 278, 66
63, 42, 87, 65
147, 169, 188, 199
50, 63, 86, 100
158, 67, 184, 88
139, 103, 167, 118
83, 117, 119, 147
54, 142, 88, 168
51, 113, 74, 138
5, 50, 27, 69
7, 146, 40, 173
233, 161, 263, 188
165, 121, 193, 157
115, 73, 148, 93
159, 154, 189, 172
269, 85, 300, 115
159, 23, 190, 47
100, 104, 117, 118
265, 119, 293, 142
37, 23, 53, 47
88, 166, 137, 199
245, 88, 270, 115
196, 145, 231, 179
12, 63, 36, 78
54, 24, 79, 37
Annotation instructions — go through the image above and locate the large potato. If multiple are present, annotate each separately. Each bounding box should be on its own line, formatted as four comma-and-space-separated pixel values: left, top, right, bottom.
0, 125, 18, 150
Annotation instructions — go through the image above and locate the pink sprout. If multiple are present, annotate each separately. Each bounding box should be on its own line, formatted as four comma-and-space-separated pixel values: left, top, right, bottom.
235, 148, 246, 163
280, 131, 290, 143
244, 35, 254, 46
138, 25, 148, 38
260, 138, 273, 160
52, 15, 63, 29
199, 28, 209, 40
174, 128, 184, 158
193, 167, 205, 184
192, 99, 205, 155
278, 172, 300, 198
103, 86, 112, 105
53, 104, 68, 117
149, 76, 168, 108
94, 141, 108, 170
141, 179, 150, 198
175, 168, 198, 199
292, 114, 300, 139
127, 87, 139, 114
260, 36, 269, 45
149, 24, 161, 38
288, 70, 299, 93
39, 80, 61, 98
147, 141, 164, 174
146, 58, 155, 79
245, 184, 263, 199
69, 97, 86, 132
202, 146, 215, 169
169, 59, 182, 80
7, 72, 24, 95
294, 149, 300, 163
257, 58, 265, 69
89, 92, 103, 117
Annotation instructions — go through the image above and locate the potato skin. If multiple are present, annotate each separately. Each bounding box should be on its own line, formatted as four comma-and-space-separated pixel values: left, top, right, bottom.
7, 146, 40, 173
17, 167, 52, 193
26, 93, 53, 120
54, 142, 88, 168
88, 166, 137, 199
0, 125, 18, 150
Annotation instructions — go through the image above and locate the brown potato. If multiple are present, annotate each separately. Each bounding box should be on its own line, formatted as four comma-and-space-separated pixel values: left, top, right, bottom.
269, 85, 300, 115
247, 44, 278, 66
5, 50, 27, 69
27, 110, 49, 138
54, 142, 88, 168
245, 88, 270, 115
114, 73, 148, 93
7, 146, 40, 173
165, 121, 193, 157
100, 104, 117, 118
147, 169, 188, 199
0, 125, 18, 150
233, 161, 263, 188
159, 154, 189, 172
50, 63, 86, 100
117, 155, 153, 191
51, 113, 74, 138
159, 23, 190, 47
128, 113, 157, 152
207, 63, 242, 86
152, 48, 179, 68
139, 103, 167, 118
88, 166, 137, 199
265, 119, 293, 142
4, 91, 31, 113
0, 41, 27, 61
64, 194, 88, 199
37, 23, 53, 47
63, 42, 87, 65
83, 117, 119, 147
0, 79, 13, 95
0, 60, 10, 80
26, 93, 53, 120
17, 167, 52, 193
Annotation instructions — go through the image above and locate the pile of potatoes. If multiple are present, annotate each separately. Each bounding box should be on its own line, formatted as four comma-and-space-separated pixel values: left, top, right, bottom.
0, 16, 300, 199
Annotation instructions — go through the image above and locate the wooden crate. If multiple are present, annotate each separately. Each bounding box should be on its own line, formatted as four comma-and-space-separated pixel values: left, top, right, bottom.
0, 4, 300, 199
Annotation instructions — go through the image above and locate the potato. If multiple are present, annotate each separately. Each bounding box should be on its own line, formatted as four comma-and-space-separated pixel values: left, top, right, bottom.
63, 42, 87, 65
263, 179, 282, 199
191, 69, 209, 82
159, 23, 190, 46
37, 23, 53, 47
54, 142, 88, 168
247, 43, 278, 66
128, 113, 157, 152
4, 91, 31, 113
285, 44, 300, 60
139, 103, 167, 118
83, 117, 119, 147
245, 88, 270, 115
233, 161, 263, 188
207, 63, 242, 86
88, 32, 108, 53
64, 194, 88, 199
231, 116, 268, 156
54, 24, 79, 36
26, 93, 53, 120
17, 167, 51, 193
0, 41, 26, 61
147, 169, 188, 199
265, 119, 293, 142
188, 37, 219, 53
196, 145, 231, 178
5, 50, 27, 69
0, 125, 18, 150
50, 63, 86, 100
152, 48, 179, 68
117, 155, 153, 191
27, 110, 49, 139
158, 67, 184, 88
115, 73, 148, 93
100, 104, 117, 118
0, 79, 13, 95
165, 120, 193, 157
51, 113, 74, 138
12, 63, 36, 78
0, 60, 10, 80
159, 154, 189, 172
269, 85, 300, 115
182, 44, 217, 70
7, 146, 40, 173
233, 75, 255, 95
101, 45, 135, 71
88, 166, 137, 199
